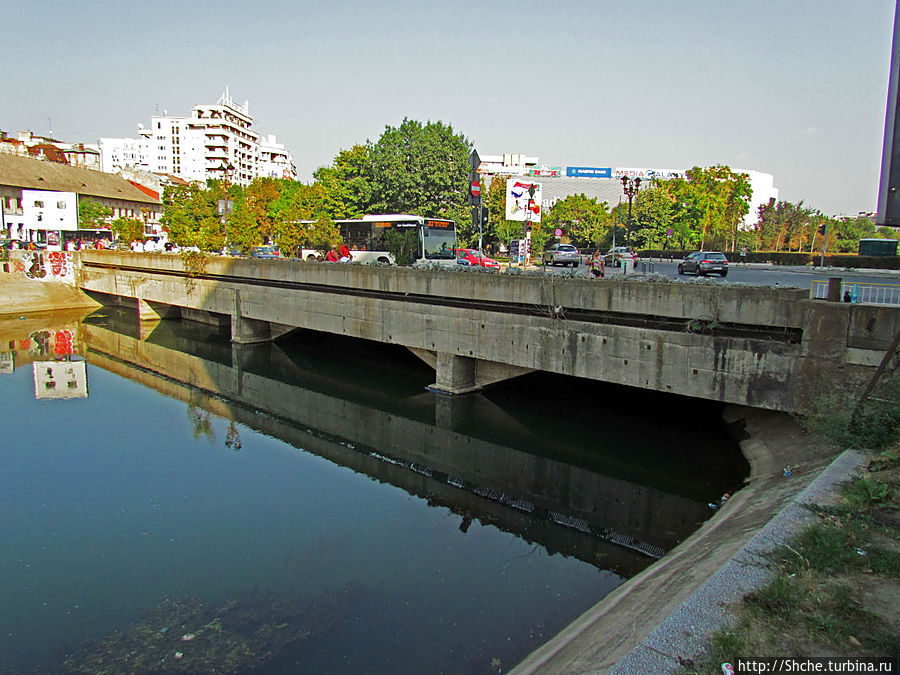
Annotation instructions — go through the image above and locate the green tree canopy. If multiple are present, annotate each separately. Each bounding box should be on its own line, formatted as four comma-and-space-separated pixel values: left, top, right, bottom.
313, 145, 373, 219
367, 118, 471, 239
78, 197, 112, 230
543, 194, 612, 251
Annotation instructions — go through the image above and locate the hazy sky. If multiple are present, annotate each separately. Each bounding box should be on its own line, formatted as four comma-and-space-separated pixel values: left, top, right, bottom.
4, 0, 896, 216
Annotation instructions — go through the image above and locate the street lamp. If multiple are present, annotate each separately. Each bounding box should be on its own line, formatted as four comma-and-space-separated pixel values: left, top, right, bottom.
620, 176, 641, 246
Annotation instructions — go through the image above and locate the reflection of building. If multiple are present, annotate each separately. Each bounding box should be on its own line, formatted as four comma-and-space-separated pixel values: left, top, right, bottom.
0, 352, 13, 375
33, 361, 89, 400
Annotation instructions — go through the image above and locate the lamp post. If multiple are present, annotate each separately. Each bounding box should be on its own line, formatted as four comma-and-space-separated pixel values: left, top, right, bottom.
620, 176, 641, 245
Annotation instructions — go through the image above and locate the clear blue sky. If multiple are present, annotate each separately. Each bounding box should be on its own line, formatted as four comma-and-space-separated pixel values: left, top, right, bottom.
3, 0, 895, 217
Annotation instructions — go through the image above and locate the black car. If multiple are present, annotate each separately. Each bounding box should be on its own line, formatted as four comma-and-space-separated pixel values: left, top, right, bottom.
678, 251, 728, 277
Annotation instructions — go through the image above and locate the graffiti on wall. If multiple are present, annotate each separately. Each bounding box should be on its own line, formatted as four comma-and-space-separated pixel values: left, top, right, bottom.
5, 251, 75, 283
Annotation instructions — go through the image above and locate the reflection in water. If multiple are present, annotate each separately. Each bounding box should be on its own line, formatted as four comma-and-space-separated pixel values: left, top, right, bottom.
0, 308, 748, 674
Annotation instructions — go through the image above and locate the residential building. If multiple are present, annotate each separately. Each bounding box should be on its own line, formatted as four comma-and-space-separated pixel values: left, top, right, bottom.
99, 88, 297, 185
0, 153, 161, 248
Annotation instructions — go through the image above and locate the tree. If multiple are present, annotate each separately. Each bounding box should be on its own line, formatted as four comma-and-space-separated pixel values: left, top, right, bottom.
109, 217, 144, 244
245, 178, 281, 241
631, 186, 675, 249
367, 118, 471, 240
160, 183, 224, 252
543, 194, 611, 251
313, 145, 373, 219
78, 197, 112, 230
225, 199, 262, 253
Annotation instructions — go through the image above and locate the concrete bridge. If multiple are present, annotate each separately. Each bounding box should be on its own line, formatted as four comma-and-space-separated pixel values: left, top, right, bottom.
76, 251, 900, 413
80, 317, 722, 577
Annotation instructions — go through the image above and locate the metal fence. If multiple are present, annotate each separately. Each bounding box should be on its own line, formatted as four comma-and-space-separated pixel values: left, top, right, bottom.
811, 280, 900, 305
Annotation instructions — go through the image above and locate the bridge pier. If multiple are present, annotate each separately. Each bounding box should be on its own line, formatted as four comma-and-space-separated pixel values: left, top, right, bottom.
231, 314, 294, 344
411, 348, 534, 395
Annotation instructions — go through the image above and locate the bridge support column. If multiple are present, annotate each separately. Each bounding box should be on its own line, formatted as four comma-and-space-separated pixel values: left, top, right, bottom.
231, 315, 294, 344
415, 349, 534, 395
230, 290, 294, 344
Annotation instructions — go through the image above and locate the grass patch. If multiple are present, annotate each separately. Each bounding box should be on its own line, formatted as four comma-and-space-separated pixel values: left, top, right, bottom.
684, 445, 900, 674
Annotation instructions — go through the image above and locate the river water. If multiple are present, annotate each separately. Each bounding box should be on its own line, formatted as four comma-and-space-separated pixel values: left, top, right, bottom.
0, 308, 748, 674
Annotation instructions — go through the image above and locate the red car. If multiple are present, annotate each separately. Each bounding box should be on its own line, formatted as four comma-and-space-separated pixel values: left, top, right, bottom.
453, 248, 500, 269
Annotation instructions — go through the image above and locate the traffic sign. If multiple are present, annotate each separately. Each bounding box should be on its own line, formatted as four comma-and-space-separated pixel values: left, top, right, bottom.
470, 180, 481, 198
554, 228, 563, 237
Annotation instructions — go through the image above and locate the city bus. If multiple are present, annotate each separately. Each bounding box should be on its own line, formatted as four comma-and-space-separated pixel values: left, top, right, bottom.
334, 214, 457, 266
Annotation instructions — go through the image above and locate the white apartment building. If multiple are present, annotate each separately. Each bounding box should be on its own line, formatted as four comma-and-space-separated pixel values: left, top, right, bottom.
258, 134, 296, 180
98, 88, 297, 186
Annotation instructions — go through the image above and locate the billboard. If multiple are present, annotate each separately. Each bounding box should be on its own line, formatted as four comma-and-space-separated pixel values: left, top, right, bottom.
614, 168, 685, 180
566, 166, 612, 178
527, 166, 561, 177
505, 179, 542, 222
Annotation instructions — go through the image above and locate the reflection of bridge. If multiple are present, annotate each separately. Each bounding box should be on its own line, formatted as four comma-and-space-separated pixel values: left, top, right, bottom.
76, 252, 900, 411
82, 315, 718, 577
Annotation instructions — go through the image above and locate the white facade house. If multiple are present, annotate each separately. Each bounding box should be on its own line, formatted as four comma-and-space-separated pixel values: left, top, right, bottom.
23, 190, 78, 247
99, 89, 297, 185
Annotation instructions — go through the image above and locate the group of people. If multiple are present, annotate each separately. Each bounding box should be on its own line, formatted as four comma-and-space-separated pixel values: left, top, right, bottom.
65, 238, 109, 251
325, 244, 352, 263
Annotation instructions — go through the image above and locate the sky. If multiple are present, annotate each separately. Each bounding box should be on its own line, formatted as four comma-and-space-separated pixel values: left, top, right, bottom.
3, 0, 896, 217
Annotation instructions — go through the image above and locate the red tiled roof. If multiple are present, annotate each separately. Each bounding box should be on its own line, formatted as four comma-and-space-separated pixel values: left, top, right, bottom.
127, 180, 160, 200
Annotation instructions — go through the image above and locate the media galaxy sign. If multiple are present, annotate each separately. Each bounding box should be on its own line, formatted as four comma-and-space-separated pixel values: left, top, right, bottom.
614, 167, 686, 180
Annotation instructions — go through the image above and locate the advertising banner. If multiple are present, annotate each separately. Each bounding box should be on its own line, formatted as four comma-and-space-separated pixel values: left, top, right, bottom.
566, 166, 612, 178
614, 167, 685, 180
527, 167, 561, 177
505, 179, 542, 222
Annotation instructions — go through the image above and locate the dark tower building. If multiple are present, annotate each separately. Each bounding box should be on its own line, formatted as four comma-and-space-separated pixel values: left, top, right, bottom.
877, 0, 900, 226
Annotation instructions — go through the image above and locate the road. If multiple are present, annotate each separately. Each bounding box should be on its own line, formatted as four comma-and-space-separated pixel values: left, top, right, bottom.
539, 259, 900, 293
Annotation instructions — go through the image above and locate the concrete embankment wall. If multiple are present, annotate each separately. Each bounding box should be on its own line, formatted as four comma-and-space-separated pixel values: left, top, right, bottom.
511, 405, 842, 674
0, 250, 99, 317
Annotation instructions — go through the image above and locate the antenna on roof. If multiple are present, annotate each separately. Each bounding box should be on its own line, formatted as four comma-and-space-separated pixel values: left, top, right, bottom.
48, 117, 53, 137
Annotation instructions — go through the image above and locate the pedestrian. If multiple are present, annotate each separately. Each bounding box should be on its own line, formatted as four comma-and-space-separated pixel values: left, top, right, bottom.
588, 250, 605, 279
338, 244, 352, 263
740, 244, 748, 266
325, 246, 339, 262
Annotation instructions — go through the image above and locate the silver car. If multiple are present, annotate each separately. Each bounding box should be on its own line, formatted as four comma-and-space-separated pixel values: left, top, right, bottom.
542, 243, 580, 267
678, 251, 729, 277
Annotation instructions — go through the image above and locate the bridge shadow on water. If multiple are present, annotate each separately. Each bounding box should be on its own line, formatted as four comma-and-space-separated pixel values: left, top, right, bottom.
81, 306, 749, 577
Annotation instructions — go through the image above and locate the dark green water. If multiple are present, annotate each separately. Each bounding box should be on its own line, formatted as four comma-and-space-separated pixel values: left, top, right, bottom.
0, 308, 748, 674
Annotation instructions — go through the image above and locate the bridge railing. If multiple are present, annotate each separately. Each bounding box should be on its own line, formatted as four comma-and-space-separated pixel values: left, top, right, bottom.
810, 280, 900, 305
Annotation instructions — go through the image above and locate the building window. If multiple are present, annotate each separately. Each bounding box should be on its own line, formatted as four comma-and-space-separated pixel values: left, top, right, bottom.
34, 200, 44, 208
57, 201, 66, 209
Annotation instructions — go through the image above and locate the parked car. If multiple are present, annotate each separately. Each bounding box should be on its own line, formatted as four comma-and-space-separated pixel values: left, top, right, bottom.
249, 245, 280, 259
542, 243, 580, 267
678, 251, 729, 277
453, 248, 500, 269
603, 246, 635, 268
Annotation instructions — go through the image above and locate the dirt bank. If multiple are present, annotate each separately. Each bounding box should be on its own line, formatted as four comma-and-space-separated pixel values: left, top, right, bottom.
0, 276, 99, 318
511, 406, 840, 674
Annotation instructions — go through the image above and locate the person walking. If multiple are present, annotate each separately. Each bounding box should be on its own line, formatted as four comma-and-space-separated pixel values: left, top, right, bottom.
740, 244, 748, 266
588, 250, 605, 278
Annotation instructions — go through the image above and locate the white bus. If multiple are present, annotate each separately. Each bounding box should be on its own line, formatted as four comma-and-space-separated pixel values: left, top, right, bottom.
334, 214, 457, 266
